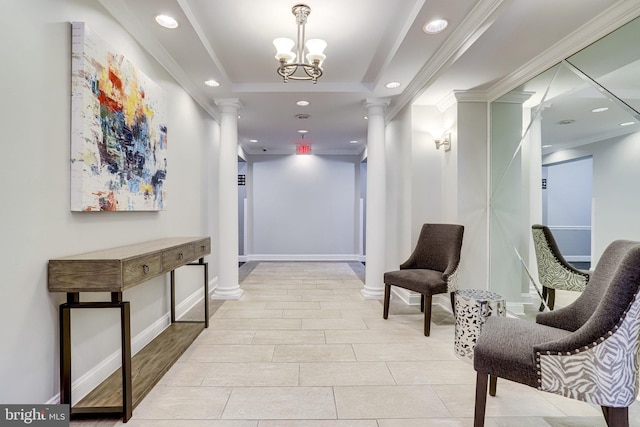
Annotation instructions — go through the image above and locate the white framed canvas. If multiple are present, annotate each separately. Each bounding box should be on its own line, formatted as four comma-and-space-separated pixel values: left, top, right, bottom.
71, 22, 167, 211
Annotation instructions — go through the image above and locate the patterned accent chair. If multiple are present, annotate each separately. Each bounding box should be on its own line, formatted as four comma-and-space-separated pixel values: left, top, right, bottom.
532, 224, 590, 311
383, 223, 464, 336
472, 240, 640, 427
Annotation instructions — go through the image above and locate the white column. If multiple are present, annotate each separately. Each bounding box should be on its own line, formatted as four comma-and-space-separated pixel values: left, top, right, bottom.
362, 98, 390, 299
213, 98, 244, 299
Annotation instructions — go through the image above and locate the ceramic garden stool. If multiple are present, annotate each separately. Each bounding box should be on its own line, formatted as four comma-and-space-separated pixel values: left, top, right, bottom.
454, 289, 506, 361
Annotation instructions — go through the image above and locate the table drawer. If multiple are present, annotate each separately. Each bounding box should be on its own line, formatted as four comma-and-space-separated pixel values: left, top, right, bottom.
123, 254, 162, 287
194, 239, 211, 258
162, 244, 195, 271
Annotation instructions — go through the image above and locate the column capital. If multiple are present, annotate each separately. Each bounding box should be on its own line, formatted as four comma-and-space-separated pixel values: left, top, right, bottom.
489, 91, 534, 105
215, 98, 243, 113
453, 90, 489, 103
364, 98, 390, 116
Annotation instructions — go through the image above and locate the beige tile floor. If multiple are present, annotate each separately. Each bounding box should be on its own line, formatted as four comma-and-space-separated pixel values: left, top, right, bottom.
72, 261, 639, 427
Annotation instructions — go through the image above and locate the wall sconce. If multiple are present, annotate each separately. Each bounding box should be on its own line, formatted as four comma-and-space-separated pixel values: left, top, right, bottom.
434, 132, 451, 151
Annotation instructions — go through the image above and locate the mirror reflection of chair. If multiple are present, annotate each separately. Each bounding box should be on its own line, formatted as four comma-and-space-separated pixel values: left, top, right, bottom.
472, 239, 640, 427
532, 224, 590, 311
383, 223, 464, 336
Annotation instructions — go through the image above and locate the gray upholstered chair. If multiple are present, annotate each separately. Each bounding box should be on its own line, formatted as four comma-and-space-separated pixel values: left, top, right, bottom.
383, 223, 464, 336
532, 224, 591, 311
473, 239, 640, 427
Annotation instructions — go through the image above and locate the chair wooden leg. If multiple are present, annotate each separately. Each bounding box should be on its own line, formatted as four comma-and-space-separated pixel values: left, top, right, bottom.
420, 294, 425, 313
450, 292, 456, 316
548, 288, 556, 311
602, 406, 628, 427
474, 372, 489, 427
489, 375, 497, 396
383, 284, 391, 319
539, 286, 548, 311
423, 294, 432, 336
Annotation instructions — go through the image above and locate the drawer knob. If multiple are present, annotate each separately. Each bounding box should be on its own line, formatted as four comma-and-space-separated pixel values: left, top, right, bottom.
200, 245, 206, 251
178, 252, 184, 260
143, 264, 150, 274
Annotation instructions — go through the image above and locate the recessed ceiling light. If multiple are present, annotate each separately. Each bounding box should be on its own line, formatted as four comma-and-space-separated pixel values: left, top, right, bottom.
423, 19, 448, 34
155, 14, 178, 29
296, 100, 310, 106
364, 116, 368, 120
349, 140, 358, 144
249, 139, 258, 143
620, 121, 635, 126
542, 145, 553, 148
385, 81, 401, 89
297, 129, 308, 134
591, 107, 608, 113
204, 79, 220, 87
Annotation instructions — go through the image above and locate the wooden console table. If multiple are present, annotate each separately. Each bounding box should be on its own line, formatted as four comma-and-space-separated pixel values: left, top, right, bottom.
48, 237, 211, 422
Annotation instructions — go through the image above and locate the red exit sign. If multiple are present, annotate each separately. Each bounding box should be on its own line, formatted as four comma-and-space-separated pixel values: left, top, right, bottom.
296, 144, 312, 155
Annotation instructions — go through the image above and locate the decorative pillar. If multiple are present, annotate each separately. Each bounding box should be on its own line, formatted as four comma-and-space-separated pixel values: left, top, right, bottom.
213, 98, 244, 299
362, 98, 390, 299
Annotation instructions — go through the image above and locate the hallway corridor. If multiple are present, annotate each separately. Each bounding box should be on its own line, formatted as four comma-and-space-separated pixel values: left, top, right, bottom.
73, 262, 637, 426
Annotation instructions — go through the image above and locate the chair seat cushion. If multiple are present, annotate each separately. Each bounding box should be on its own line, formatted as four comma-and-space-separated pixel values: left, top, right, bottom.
383, 269, 447, 295
473, 316, 571, 387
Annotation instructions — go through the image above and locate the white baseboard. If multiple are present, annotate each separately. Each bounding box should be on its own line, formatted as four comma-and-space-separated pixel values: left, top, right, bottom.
49, 284, 215, 406
506, 301, 525, 316
245, 254, 361, 262
389, 289, 453, 314
564, 255, 591, 262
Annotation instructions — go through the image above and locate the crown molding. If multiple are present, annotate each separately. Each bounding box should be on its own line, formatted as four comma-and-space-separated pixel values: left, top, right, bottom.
97, 0, 220, 121
453, 90, 489, 103
487, 1, 640, 101
386, 0, 505, 122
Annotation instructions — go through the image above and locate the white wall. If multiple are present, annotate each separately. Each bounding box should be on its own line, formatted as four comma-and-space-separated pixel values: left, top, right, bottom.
384, 105, 413, 270
456, 100, 489, 290
544, 131, 640, 261
0, 0, 218, 404
248, 154, 360, 259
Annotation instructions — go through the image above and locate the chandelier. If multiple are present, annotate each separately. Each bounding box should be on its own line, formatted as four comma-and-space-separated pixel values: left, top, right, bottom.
273, 4, 327, 83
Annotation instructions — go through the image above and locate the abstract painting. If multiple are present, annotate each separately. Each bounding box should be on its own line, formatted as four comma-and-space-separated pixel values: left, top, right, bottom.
71, 22, 167, 211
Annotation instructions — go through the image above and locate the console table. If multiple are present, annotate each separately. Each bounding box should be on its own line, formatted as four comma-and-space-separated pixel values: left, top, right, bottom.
48, 236, 211, 422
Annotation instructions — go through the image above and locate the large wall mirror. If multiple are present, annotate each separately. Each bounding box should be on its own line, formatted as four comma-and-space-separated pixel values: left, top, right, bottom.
489, 15, 640, 318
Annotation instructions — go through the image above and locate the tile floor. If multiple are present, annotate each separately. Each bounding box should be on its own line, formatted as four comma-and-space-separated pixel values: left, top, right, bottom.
72, 262, 639, 427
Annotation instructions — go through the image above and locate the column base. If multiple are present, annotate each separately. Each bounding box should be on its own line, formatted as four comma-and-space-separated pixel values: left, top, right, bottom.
361, 285, 384, 300
212, 287, 244, 300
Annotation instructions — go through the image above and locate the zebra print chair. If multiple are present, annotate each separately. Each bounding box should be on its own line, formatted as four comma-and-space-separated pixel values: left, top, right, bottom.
472, 239, 640, 427
532, 224, 590, 311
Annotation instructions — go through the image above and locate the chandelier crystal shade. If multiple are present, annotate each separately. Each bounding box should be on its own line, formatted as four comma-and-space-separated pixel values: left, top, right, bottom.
273, 4, 326, 83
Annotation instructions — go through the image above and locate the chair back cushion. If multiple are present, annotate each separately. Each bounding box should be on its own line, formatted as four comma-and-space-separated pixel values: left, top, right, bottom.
531, 224, 589, 291
404, 224, 464, 273
564, 240, 640, 342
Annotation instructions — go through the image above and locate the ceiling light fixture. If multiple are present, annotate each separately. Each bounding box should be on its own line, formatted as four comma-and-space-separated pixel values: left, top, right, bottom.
591, 107, 608, 113
273, 4, 326, 83
385, 81, 401, 89
155, 14, 178, 29
204, 79, 220, 87
423, 19, 448, 34
297, 100, 310, 106
620, 121, 635, 126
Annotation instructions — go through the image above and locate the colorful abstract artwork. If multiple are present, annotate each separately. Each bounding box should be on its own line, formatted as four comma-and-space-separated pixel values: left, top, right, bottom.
71, 22, 167, 211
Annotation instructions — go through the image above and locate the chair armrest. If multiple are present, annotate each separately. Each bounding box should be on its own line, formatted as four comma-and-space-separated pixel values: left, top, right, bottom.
536, 305, 580, 332
534, 295, 640, 406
